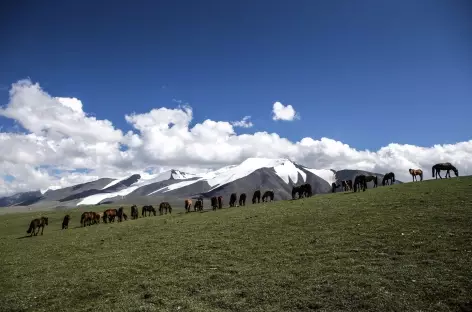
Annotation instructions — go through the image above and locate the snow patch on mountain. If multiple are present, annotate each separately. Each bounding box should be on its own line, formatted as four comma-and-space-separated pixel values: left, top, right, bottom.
304, 168, 337, 185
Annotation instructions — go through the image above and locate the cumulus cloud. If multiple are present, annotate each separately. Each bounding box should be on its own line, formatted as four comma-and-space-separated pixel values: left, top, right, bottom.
0, 78, 471, 196
272, 101, 299, 121
231, 116, 253, 128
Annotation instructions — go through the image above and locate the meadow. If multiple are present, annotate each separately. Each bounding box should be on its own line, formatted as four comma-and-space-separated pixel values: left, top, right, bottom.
1, 177, 471, 312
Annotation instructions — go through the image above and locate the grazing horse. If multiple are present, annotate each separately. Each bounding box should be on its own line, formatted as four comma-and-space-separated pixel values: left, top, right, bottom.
103, 209, 118, 223
409, 169, 423, 182
217, 196, 223, 209
159, 202, 172, 215
365, 175, 378, 188
229, 193, 237, 207
117, 207, 125, 222
239, 193, 247, 206
194, 199, 203, 211
262, 190, 274, 202
184, 199, 193, 213
211, 196, 218, 211
432, 162, 459, 179
62, 215, 71, 229
91, 212, 101, 224
130, 205, 139, 220
142, 205, 156, 217
292, 185, 301, 199
252, 190, 261, 204
26, 217, 48, 236
382, 172, 395, 186
353, 175, 367, 192
80, 212, 94, 227
300, 183, 312, 197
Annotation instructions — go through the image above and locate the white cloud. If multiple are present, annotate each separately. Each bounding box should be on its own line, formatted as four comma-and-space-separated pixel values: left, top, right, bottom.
272, 101, 299, 121
0, 78, 471, 196
231, 116, 253, 128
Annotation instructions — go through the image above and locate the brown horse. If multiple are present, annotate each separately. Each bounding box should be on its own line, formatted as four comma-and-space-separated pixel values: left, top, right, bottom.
382, 172, 395, 186
239, 193, 246, 206
252, 190, 261, 204
217, 196, 223, 209
159, 202, 172, 215
80, 212, 94, 227
62, 215, 71, 229
184, 199, 193, 213
130, 205, 139, 220
432, 162, 459, 179
91, 212, 101, 224
409, 169, 423, 182
353, 175, 367, 192
103, 209, 118, 223
26, 217, 48, 236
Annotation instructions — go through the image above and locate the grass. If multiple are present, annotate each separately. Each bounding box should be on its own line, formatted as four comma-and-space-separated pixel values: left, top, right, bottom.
1, 178, 472, 312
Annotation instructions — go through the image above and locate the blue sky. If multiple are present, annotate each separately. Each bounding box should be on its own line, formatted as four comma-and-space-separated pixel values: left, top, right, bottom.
1, 0, 471, 150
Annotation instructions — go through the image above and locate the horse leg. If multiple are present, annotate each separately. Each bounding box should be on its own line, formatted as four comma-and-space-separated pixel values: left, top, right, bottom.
438, 170, 443, 179
446, 170, 450, 178
41, 225, 44, 235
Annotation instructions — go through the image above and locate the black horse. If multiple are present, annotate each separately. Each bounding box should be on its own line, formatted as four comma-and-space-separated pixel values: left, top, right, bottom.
117, 207, 125, 222
353, 175, 367, 192
238, 193, 246, 206
229, 193, 237, 207
159, 202, 172, 215
142, 205, 156, 217
382, 172, 395, 186
252, 190, 261, 204
432, 162, 459, 179
211, 196, 218, 210
130, 205, 139, 220
262, 190, 274, 202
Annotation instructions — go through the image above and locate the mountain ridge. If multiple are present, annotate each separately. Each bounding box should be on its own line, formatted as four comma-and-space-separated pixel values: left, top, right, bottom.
0, 158, 401, 208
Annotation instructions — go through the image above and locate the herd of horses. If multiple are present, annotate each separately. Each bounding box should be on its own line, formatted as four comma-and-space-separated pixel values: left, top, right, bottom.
25, 162, 459, 237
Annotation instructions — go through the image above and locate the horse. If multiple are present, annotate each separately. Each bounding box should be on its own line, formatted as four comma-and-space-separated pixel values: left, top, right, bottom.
300, 183, 312, 197
217, 196, 223, 209
364, 175, 377, 188
130, 205, 139, 220
252, 190, 261, 204
262, 190, 274, 202
211, 196, 218, 211
142, 205, 156, 217
117, 207, 125, 222
382, 172, 395, 186
239, 193, 246, 206
123, 213, 128, 221
194, 199, 203, 211
292, 185, 301, 199
353, 175, 367, 192
159, 202, 172, 215
80, 212, 94, 227
331, 182, 338, 193
62, 215, 71, 229
432, 162, 459, 179
409, 169, 423, 182
184, 199, 193, 213
341, 180, 353, 191
26, 217, 48, 236
103, 209, 118, 223
229, 193, 237, 207
91, 212, 101, 224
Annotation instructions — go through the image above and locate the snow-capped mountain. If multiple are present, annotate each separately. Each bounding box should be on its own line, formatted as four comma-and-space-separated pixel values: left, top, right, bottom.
0, 158, 399, 208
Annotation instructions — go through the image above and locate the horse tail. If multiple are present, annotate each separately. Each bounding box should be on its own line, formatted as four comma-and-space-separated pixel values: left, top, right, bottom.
26, 221, 34, 233
431, 166, 435, 178
392, 173, 395, 182
420, 171, 423, 181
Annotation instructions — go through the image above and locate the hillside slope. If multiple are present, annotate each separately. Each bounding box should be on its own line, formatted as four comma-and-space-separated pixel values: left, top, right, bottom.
0, 177, 471, 311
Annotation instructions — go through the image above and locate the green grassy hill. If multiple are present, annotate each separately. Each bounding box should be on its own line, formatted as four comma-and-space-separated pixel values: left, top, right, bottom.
1, 177, 471, 312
